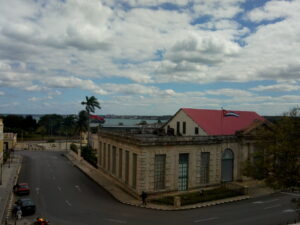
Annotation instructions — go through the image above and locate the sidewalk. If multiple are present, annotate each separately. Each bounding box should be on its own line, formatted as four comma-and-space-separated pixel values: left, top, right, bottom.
65, 151, 250, 211
0, 155, 22, 224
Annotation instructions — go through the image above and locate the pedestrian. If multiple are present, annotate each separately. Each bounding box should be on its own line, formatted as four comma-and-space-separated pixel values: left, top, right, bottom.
141, 191, 148, 205
16, 206, 22, 220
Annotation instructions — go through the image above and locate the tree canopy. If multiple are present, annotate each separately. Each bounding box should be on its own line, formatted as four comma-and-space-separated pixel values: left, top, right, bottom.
81, 96, 101, 114
244, 108, 300, 189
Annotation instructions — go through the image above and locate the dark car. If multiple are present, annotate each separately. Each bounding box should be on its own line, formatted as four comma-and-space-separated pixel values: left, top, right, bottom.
13, 198, 36, 216
13, 183, 30, 195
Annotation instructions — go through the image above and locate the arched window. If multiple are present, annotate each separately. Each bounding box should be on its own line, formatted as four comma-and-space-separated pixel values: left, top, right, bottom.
222, 148, 234, 160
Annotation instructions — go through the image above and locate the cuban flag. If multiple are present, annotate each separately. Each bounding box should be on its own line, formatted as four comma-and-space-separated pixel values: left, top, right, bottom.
90, 114, 105, 123
222, 110, 239, 117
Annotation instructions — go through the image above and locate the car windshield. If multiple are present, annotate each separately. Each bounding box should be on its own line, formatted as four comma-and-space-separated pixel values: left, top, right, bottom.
19, 184, 29, 188
22, 200, 34, 206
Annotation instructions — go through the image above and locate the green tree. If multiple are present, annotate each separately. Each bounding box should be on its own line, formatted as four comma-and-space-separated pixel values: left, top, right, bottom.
2, 115, 37, 138
75, 110, 89, 149
81, 96, 101, 145
61, 115, 76, 137
75, 111, 88, 135
38, 114, 64, 136
244, 108, 300, 189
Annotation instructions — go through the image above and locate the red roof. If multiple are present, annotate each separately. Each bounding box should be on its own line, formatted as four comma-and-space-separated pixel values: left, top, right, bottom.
182, 108, 265, 135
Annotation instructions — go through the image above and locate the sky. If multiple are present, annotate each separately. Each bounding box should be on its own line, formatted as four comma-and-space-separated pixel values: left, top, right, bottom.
0, 0, 299, 116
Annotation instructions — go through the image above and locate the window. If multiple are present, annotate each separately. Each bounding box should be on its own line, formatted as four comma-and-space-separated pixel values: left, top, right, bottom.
154, 154, 166, 190
183, 122, 186, 134
221, 148, 234, 182
118, 148, 123, 179
125, 151, 130, 185
195, 127, 199, 135
132, 153, 137, 189
103, 143, 106, 169
108, 144, 111, 171
177, 121, 180, 135
200, 152, 210, 184
178, 153, 189, 191
112, 146, 117, 175
99, 142, 102, 166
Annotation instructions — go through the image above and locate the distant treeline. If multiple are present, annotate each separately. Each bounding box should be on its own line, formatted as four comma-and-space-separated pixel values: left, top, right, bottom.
0, 114, 78, 138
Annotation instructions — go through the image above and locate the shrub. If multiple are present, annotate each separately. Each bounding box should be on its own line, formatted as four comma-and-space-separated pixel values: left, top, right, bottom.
151, 196, 174, 205
70, 143, 78, 153
81, 145, 97, 168
150, 187, 244, 206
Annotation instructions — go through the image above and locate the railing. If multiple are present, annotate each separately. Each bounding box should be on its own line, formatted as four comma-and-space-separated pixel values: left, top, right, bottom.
98, 129, 237, 145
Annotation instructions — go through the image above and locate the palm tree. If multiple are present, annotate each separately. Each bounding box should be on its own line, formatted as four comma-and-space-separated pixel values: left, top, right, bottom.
75, 110, 89, 155
81, 96, 101, 145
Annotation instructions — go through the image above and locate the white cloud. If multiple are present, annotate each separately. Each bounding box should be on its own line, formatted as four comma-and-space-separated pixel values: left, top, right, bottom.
42, 76, 107, 95
0, 0, 299, 115
205, 88, 253, 97
24, 85, 46, 92
166, 33, 241, 65
251, 83, 300, 92
28, 97, 39, 102
193, 0, 245, 20
247, 0, 300, 22
102, 0, 189, 7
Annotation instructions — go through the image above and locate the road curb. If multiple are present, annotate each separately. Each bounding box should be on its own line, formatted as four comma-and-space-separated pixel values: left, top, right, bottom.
119, 195, 250, 211
64, 152, 251, 211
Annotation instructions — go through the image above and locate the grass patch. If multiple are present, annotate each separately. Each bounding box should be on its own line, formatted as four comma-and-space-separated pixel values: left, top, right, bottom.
150, 187, 244, 206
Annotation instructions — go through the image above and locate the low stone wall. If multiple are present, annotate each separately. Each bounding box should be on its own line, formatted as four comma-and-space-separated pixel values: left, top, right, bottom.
15, 141, 81, 151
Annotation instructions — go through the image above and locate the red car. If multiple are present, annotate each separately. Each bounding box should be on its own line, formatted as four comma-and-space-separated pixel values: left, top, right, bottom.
13, 183, 30, 195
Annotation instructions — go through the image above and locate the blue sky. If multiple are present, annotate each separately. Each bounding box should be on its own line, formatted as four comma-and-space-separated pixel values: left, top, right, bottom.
0, 0, 299, 115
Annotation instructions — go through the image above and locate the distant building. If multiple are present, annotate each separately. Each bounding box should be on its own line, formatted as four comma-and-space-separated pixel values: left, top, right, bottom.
91, 108, 266, 197
4, 133, 17, 150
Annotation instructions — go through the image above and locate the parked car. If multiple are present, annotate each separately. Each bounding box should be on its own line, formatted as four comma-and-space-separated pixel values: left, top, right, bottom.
13, 198, 36, 216
13, 183, 30, 195
33, 217, 50, 225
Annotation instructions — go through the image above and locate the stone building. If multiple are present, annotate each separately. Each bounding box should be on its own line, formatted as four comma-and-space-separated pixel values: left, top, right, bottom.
3, 133, 17, 150
0, 119, 3, 164
91, 108, 265, 197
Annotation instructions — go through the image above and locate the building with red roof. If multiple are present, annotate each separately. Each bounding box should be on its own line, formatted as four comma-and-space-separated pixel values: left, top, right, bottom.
90, 108, 267, 198
163, 108, 265, 136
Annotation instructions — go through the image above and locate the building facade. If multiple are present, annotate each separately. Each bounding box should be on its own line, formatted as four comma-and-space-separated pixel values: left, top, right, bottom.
4, 133, 17, 151
0, 119, 3, 164
91, 108, 265, 197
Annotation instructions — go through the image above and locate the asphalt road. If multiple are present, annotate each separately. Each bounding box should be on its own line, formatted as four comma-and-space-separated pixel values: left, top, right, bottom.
15, 151, 299, 225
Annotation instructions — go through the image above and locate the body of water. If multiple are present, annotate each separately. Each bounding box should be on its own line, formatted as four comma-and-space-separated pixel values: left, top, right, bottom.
101, 118, 166, 127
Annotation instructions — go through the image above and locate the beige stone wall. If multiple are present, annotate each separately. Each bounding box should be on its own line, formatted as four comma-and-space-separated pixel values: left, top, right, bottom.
15, 141, 74, 151
0, 119, 3, 164
164, 110, 207, 136
96, 135, 142, 196
93, 132, 250, 196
